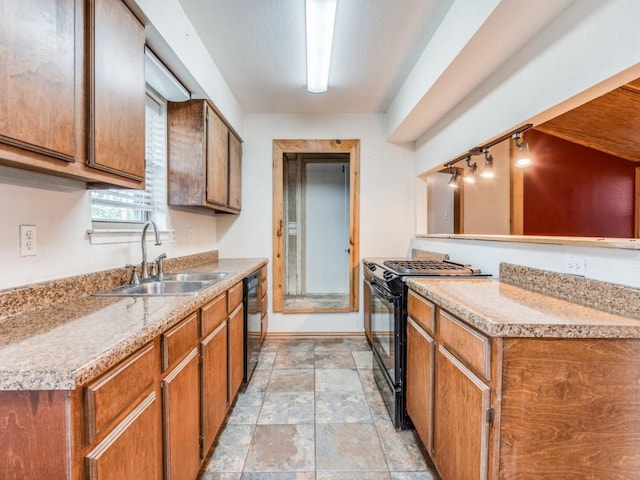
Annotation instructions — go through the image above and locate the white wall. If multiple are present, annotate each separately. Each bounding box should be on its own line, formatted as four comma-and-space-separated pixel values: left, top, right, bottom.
0, 170, 217, 290
411, 0, 640, 287
463, 139, 510, 235
216, 114, 415, 333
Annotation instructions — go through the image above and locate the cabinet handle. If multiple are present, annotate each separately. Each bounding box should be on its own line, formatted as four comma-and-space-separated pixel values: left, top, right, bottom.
486, 407, 494, 428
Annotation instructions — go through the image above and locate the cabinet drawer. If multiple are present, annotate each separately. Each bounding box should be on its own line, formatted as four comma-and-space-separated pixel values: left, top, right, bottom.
408, 291, 435, 336
85, 343, 156, 443
438, 310, 491, 380
228, 281, 243, 311
162, 312, 199, 372
201, 293, 227, 337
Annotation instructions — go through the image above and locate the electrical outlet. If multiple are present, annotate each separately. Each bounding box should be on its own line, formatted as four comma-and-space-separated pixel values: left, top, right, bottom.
564, 255, 586, 276
188, 229, 194, 242
20, 225, 37, 256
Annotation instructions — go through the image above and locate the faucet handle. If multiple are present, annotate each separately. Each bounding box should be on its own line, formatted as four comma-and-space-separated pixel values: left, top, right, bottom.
125, 264, 140, 285
155, 253, 167, 279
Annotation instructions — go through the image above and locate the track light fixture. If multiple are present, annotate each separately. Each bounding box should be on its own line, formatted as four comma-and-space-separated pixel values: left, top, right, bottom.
512, 132, 532, 168
480, 148, 494, 178
463, 156, 477, 184
439, 124, 533, 180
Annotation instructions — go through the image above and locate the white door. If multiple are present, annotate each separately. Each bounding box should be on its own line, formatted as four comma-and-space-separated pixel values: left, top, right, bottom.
304, 162, 350, 294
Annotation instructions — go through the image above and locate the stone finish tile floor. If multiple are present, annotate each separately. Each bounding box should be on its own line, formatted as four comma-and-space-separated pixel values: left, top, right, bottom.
199, 337, 439, 480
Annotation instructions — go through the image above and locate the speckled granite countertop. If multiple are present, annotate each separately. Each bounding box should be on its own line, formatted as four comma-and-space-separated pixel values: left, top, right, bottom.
0, 258, 266, 391
408, 278, 640, 338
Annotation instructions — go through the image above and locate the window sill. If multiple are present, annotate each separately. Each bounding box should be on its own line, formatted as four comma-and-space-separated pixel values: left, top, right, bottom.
87, 228, 175, 245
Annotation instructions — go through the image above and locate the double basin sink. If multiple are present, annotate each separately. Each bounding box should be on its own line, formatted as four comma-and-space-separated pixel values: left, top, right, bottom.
93, 272, 230, 297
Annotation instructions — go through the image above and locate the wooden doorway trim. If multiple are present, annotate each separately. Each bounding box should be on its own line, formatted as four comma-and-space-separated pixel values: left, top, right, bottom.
272, 139, 360, 313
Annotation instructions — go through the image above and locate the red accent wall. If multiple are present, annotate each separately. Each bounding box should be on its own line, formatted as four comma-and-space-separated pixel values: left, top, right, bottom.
523, 130, 636, 237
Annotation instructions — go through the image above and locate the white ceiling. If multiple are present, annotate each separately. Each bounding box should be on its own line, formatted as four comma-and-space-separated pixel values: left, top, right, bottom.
177, 0, 453, 114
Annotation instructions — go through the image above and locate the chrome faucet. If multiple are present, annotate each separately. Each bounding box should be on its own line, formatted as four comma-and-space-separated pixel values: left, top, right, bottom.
140, 221, 163, 280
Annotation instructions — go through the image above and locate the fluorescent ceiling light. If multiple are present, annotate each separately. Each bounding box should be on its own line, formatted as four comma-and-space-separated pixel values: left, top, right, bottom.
305, 0, 337, 94
144, 47, 190, 102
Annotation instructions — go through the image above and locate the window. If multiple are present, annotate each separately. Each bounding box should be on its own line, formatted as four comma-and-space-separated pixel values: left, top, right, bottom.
90, 91, 167, 229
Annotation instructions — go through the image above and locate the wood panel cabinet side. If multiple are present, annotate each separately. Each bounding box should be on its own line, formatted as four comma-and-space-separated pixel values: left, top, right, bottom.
0, 390, 71, 479
168, 101, 207, 206
487, 338, 503, 480
499, 338, 640, 479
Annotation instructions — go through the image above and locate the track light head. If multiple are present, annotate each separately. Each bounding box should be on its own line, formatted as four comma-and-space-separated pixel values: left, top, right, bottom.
447, 169, 460, 188
480, 148, 494, 178
513, 133, 532, 168
464, 156, 477, 184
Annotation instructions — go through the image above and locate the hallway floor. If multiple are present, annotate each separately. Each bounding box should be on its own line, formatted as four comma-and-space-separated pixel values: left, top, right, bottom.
198, 337, 439, 480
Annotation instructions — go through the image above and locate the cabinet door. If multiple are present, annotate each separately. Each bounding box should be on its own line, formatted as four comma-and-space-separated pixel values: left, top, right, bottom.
228, 304, 245, 402
162, 348, 200, 480
201, 321, 228, 457
85, 392, 162, 480
88, 0, 145, 180
406, 318, 435, 454
228, 133, 242, 210
206, 106, 229, 206
434, 345, 491, 480
0, 0, 76, 161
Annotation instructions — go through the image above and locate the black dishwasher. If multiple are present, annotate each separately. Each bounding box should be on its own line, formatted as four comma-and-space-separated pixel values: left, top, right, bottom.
243, 272, 262, 383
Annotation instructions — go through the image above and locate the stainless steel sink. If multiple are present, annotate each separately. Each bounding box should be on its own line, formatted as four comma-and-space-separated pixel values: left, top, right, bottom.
162, 272, 230, 282
93, 280, 211, 297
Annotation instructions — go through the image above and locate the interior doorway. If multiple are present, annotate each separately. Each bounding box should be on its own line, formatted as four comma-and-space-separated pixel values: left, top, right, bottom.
273, 140, 360, 313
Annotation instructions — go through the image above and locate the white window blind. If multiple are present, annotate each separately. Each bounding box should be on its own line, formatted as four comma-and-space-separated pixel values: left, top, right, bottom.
91, 93, 167, 226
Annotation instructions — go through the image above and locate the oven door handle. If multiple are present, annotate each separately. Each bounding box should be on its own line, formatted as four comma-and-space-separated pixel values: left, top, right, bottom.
370, 281, 397, 303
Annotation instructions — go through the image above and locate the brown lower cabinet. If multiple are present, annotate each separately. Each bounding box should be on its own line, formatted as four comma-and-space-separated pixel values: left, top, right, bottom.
200, 292, 229, 457
85, 392, 162, 480
406, 317, 435, 455
407, 286, 640, 479
161, 312, 201, 480
0, 271, 265, 480
228, 301, 245, 402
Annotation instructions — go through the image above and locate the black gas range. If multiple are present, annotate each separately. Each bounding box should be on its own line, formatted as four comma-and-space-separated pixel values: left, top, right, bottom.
369, 259, 484, 294
363, 257, 488, 429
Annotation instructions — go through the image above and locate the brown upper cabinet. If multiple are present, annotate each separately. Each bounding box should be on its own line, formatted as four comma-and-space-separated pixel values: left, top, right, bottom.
0, 0, 146, 189
168, 100, 242, 214
0, 0, 77, 163
87, 0, 146, 182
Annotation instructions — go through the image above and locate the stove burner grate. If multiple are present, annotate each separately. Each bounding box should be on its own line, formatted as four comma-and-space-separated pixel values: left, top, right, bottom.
382, 260, 480, 276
